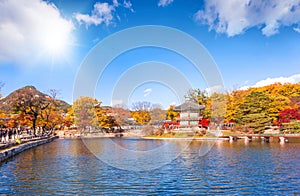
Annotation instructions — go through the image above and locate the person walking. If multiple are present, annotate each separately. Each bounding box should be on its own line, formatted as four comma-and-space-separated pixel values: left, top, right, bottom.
0, 129, 2, 143
3, 129, 7, 143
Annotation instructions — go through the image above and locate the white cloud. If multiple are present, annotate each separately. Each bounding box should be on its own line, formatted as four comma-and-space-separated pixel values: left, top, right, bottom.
205, 85, 225, 95
158, 0, 174, 7
124, 0, 134, 12
75, 1, 134, 27
170, 102, 176, 106
75, 2, 114, 27
0, 0, 74, 64
239, 86, 250, 90
195, 0, 300, 36
294, 27, 300, 33
240, 74, 300, 90
113, 0, 119, 7
144, 88, 152, 97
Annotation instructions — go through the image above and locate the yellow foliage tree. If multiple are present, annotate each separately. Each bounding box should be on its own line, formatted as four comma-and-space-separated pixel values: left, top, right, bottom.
166, 105, 178, 121
63, 107, 74, 128
0, 110, 7, 127
132, 110, 151, 125
131, 101, 151, 125
225, 89, 250, 122
94, 105, 116, 129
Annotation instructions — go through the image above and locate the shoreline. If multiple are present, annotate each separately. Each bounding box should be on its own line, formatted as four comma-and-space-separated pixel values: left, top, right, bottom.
56, 131, 145, 139
57, 134, 229, 140
0, 136, 58, 163
142, 136, 229, 140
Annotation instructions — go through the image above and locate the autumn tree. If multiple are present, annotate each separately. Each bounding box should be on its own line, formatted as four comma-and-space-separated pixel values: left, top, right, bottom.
166, 105, 179, 121
282, 120, 300, 133
10, 86, 51, 136
225, 89, 249, 122
278, 108, 300, 124
16, 114, 33, 129
185, 88, 208, 105
207, 92, 226, 124
289, 96, 300, 111
245, 83, 300, 120
38, 104, 64, 134
186, 88, 210, 119
279, 106, 300, 133
63, 107, 74, 128
268, 94, 290, 121
235, 91, 273, 133
131, 101, 151, 125
0, 110, 7, 127
178, 83, 300, 131
111, 104, 132, 128
48, 89, 59, 100
73, 96, 99, 131
6, 115, 20, 129
38, 89, 65, 134
94, 105, 116, 129
150, 104, 165, 124
185, 89, 226, 123
274, 82, 300, 97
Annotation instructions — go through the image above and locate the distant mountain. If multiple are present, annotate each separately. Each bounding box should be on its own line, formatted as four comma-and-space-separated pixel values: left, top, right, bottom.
55, 99, 71, 112
0, 86, 70, 113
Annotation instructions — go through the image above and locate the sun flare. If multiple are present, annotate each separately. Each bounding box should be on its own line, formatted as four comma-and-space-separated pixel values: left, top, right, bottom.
41, 18, 74, 58
43, 33, 66, 55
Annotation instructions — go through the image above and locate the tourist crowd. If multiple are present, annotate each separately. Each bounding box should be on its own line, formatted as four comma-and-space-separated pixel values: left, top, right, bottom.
0, 128, 32, 144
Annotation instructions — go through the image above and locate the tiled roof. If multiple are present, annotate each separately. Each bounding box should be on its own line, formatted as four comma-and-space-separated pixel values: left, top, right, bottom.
174, 101, 205, 111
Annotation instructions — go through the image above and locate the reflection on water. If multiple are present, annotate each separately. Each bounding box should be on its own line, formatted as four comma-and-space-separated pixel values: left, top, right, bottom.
0, 139, 300, 194
82, 138, 194, 171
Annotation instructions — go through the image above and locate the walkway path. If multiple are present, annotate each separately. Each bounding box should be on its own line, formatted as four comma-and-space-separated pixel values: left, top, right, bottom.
0, 134, 54, 150
0, 136, 58, 163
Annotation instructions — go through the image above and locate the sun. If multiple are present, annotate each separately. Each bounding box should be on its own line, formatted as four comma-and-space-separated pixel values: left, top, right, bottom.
40, 18, 74, 59
44, 32, 66, 54
42, 29, 69, 57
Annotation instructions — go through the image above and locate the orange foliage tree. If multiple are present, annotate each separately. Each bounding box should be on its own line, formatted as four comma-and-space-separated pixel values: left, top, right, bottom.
10, 87, 51, 136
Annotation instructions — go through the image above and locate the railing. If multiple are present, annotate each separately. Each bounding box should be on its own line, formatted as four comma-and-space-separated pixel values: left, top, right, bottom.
0, 134, 51, 150
225, 133, 300, 138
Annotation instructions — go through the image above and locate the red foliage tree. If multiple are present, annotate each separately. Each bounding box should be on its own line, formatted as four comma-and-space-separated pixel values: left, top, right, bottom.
199, 118, 210, 128
278, 108, 300, 124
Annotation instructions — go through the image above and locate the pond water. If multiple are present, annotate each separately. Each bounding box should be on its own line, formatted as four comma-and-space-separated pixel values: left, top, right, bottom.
1, 138, 300, 195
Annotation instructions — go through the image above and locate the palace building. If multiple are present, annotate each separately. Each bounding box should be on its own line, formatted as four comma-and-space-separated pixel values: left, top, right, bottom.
174, 100, 205, 129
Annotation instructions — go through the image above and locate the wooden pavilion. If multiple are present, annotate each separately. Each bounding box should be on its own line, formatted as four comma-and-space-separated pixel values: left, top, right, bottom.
174, 100, 205, 129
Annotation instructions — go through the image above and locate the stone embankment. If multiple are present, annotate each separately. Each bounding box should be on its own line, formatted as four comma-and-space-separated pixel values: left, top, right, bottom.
0, 136, 58, 163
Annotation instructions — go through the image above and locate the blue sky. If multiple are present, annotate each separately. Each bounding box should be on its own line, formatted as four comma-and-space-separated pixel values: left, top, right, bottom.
0, 0, 300, 109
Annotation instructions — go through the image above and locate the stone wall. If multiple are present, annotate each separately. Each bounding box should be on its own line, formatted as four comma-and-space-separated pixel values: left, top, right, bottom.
0, 136, 58, 163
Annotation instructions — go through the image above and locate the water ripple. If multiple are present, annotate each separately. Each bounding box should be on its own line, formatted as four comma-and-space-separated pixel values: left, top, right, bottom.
0, 139, 300, 195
